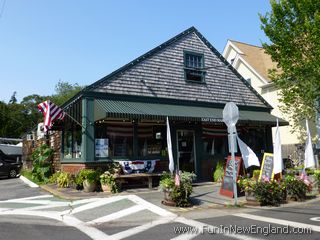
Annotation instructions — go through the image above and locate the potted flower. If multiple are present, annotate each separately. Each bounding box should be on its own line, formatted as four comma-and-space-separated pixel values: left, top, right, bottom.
100, 171, 119, 193
159, 171, 196, 207
237, 176, 257, 201
76, 169, 99, 192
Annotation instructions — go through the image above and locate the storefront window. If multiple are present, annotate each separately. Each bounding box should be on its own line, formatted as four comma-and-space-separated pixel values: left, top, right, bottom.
202, 126, 227, 157
63, 125, 82, 159
95, 122, 133, 158
138, 124, 167, 157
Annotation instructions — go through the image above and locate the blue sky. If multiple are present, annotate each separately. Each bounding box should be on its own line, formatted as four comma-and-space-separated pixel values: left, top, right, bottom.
0, 0, 271, 103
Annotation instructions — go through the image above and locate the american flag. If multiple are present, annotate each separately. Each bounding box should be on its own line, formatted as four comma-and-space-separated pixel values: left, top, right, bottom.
38, 100, 65, 131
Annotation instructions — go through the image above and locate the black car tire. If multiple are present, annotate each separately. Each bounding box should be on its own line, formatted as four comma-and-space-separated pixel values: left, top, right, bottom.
9, 169, 17, 178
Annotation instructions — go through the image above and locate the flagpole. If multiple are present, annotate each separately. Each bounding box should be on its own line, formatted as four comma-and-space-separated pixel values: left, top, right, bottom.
64, 112, 86, 130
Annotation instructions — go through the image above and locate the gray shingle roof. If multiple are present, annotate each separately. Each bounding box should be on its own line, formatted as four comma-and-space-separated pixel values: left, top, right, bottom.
86, 27, 271, 109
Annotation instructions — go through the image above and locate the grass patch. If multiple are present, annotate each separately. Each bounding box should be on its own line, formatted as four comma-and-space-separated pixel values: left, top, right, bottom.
20, 169, 45, 185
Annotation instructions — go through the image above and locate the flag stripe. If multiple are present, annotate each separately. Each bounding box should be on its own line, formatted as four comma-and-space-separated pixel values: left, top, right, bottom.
38, 100, 65, 131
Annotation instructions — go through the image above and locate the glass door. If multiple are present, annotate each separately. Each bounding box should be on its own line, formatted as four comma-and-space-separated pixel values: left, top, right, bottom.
176, 130, 196, 173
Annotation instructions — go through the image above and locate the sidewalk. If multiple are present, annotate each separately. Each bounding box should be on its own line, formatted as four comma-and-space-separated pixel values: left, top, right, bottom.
41, 182, 245, 210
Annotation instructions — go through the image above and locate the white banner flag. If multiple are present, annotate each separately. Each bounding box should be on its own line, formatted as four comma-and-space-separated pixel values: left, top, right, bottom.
273, 118, 283, 174
166, 117, 174, 174
304, 119, 315, 169
237, 136, 260, 168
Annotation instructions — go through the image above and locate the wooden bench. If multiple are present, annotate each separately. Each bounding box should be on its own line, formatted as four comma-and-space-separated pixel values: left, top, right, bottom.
114, 173, 163, 189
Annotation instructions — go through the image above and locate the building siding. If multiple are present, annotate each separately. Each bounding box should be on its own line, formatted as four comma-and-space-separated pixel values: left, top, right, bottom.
92, 31, 268, 108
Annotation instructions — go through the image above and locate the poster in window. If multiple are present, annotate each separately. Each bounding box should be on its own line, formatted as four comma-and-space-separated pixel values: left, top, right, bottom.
95, 139, 109, 158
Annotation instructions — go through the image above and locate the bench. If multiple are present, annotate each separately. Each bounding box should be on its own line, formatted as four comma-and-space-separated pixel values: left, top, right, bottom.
114, 173, 163, 189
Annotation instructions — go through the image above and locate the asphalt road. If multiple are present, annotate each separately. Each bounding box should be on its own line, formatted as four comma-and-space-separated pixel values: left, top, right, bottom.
0, 177, 46, 200
0, 177, 319, 240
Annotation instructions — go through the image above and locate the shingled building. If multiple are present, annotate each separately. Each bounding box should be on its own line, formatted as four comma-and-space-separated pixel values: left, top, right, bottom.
59, 27, 285, 180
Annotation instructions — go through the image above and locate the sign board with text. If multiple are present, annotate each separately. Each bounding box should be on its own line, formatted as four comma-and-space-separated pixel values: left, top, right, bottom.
219, 156, 242, 198
259, 153, 274, 181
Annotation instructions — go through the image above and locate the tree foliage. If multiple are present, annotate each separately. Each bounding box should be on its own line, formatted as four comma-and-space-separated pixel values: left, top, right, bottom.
0, 81, 83, 138
260, 0, 320, 133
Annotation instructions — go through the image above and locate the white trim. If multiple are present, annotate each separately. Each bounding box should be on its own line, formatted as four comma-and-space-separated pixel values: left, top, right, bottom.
223, 41, 269, 85
222, 40, 243, 57
19, 176, 39, 188
259, 82, 275, 89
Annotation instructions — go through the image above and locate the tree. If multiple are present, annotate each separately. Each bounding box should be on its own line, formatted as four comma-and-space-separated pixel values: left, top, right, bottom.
260, 0, 320, 133
51, 80, 83, 106
9, 91, 17, 104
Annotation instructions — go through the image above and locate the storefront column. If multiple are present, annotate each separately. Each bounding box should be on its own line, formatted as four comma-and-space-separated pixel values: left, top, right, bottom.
81, 98, 95, 162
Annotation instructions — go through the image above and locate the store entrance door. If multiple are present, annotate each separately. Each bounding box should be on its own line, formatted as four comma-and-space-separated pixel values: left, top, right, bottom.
176, 130, 196, 173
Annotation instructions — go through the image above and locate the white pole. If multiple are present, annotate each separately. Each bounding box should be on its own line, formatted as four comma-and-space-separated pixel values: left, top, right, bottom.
230, 127, 238, 206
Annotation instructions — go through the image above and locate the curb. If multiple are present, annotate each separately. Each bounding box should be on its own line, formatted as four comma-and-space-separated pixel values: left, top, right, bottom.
19, 175, 39, 188
40, 185, 85, 201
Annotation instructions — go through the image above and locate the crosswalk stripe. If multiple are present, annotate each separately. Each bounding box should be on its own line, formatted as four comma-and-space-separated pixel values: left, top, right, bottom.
234, 213, 320, 232
127, 195, 176, 217
61, 195, 128, 215
87, 204, 146, 225
110, 216, 176, 240
1, 194, 53, 202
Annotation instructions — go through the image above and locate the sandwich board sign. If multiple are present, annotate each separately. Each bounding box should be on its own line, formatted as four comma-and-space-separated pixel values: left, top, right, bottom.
220, 156, 242, 198
259, 153, 274, 181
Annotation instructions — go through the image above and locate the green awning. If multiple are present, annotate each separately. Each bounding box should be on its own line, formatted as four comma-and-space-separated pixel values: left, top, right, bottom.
95, 99, 287, 126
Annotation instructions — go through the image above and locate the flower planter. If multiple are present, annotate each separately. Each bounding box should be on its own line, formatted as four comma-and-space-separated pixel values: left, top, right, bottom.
101, 184, 111, 192
161, 189, 176, 206
245, 191, 260, 206
83, 180, 97, 192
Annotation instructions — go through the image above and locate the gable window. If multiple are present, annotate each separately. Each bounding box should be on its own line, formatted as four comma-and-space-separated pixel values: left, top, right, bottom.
184, 51, 205, 83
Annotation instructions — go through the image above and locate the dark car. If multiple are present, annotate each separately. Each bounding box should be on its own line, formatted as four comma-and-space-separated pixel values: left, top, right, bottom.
0, 151, 22, 178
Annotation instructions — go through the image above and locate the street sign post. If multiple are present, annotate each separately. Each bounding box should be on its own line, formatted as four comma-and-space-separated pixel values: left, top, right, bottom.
223, 102, 239, 205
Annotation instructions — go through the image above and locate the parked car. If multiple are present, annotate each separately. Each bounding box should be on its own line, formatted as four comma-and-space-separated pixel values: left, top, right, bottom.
0, 151, 22, 178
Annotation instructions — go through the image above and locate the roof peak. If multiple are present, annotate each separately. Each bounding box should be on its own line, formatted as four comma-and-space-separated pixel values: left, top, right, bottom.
229, 39, 263, 49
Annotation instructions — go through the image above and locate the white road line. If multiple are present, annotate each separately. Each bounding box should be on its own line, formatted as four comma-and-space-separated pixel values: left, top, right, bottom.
1, 194, 53, 202
87, 204, 146, 225
111, 216, 176, 240
5, 199, 56, 205
234, 213, 320, 232
0, 209, 110, 240
19, 176, 39, 188
62, 214, 111, 240
0, 208, 10, 212
127, 195, 176, 217
19, 202, 70, 211
62, 195, 128, 215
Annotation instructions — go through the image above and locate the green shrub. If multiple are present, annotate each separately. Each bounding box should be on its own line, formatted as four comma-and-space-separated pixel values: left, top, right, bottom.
213, 161, 224, 182
254, 180, 285, 206
314, 170, 320, 183
76, 169, 99, 185
285, 175, 308, 201
159, 171, 196, 207
57, 172, 74, 188
31, 144, 53, 183
48, 172, 61, 184
252, 170, 261, 180
237, 176, 257, 193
